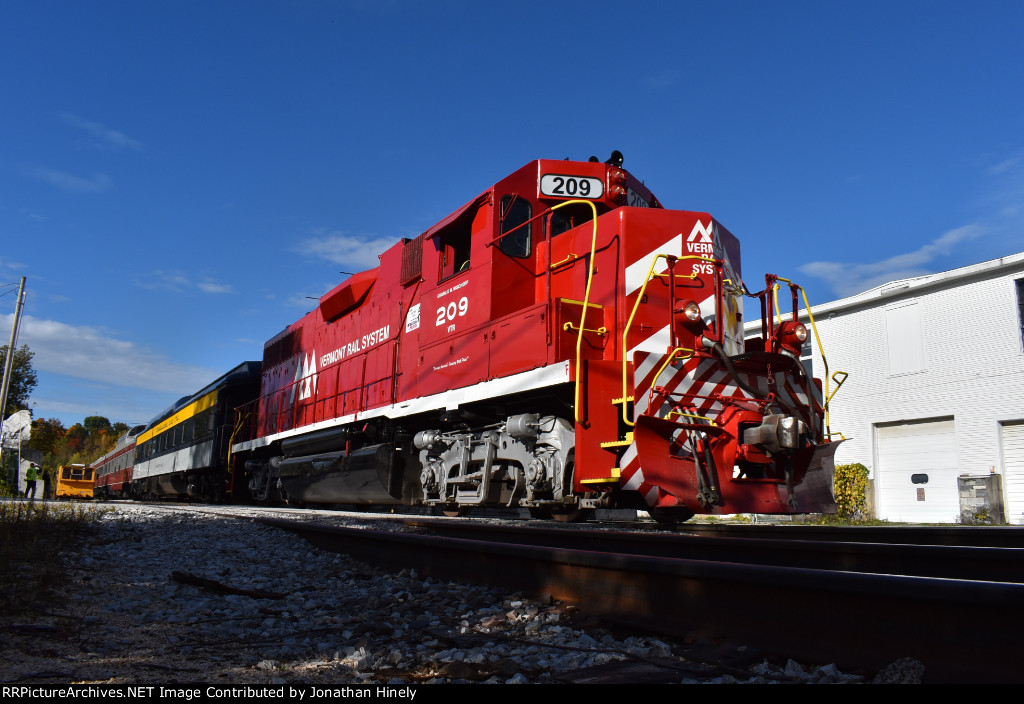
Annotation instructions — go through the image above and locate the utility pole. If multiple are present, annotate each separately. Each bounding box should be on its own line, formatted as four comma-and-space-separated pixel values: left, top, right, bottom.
1, 276, 27, 487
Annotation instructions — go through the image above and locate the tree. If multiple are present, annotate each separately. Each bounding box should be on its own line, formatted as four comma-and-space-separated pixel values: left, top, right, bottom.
83, 416, 112, 434
64, 424, 88, 455
28, 417, 65, 457
0, 344, 37, 413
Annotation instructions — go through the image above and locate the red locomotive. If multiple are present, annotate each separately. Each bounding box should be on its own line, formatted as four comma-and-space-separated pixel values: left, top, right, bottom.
230, 153, 840, 521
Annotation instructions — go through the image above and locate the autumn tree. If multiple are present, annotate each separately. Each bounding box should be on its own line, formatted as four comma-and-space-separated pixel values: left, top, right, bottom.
19, 414, 128, 472
0, 344, 37, 413
83, 416, 112, 435
28, 417, 65, 457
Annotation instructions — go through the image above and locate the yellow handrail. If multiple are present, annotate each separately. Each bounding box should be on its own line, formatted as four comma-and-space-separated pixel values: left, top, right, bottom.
550, 253, 578, 269
648, 346, 695, 402
620, 255, 716, 426
226, 408, 252, 478
666, 410, 718, 426
771, 277, 846, 434
563, 322, 608, 335
549, 200, 599, 423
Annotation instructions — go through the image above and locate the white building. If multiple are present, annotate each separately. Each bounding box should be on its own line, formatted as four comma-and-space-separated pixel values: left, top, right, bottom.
762, 252, 1024, 524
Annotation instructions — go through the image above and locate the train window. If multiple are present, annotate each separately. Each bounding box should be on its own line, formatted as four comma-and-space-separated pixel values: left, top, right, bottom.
195, 409, 213, 440
85, 469, 93, 480
62, 467, 72, 479
549, 203, 594, 237
437, 225, 472, 280
499, 195, 531, 258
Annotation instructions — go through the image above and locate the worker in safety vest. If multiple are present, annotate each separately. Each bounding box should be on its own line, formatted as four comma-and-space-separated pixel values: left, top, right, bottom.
25, 463, 39, 500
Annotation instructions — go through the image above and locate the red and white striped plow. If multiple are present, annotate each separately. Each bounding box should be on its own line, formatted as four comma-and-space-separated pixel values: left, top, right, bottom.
620, 349, 839, 516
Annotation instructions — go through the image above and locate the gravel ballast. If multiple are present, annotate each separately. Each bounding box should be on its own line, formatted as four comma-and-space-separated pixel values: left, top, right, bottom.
2, 504, 883, 684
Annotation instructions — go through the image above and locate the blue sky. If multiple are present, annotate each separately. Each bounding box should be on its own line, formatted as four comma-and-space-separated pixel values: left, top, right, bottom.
2, 0, 1023, 428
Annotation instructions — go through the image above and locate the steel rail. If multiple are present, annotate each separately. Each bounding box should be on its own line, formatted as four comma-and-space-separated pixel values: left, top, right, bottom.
257, 516, 1024, 683
402, 518, 1024, 583
658, 522, 1024, 548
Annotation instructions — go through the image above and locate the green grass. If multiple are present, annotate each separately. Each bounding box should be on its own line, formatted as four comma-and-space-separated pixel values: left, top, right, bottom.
793, 513, 899, 526
0, 501, 106, 616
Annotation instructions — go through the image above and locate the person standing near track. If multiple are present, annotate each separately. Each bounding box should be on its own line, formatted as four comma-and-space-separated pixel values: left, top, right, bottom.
24, 462, 39, 500
42, 465, 54, 500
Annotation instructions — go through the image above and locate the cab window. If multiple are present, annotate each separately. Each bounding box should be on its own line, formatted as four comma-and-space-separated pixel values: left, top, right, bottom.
499, 195, 531, 258
437, 222, 472, 280
549, 202, 596, 236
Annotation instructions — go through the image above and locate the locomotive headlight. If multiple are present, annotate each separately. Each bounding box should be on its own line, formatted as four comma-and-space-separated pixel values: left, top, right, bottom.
776, 321, 808, 354
682, 301, 702, 322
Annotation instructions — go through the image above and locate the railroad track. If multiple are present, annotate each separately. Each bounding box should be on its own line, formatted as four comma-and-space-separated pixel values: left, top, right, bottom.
659, 521, 1024, 548
247, 513, 1024, 683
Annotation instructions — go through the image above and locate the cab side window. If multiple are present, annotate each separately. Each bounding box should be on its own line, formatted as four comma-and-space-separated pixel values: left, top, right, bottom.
435, 202, 491, 281
549, 202, 594, 236
499, 195, 531, 258
437, 222, 472, 280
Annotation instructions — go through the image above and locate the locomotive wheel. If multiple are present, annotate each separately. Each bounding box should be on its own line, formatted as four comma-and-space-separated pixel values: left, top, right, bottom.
650, 507, 695, 525
442, 506, 471, 518
266, 483, 283, 507
550, 451, 591, 522
551, 507, 593, 523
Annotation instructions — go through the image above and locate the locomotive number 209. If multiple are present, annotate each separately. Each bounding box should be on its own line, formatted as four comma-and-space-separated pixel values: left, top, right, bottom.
540, 174, 604, 199
436, 296, 469, 327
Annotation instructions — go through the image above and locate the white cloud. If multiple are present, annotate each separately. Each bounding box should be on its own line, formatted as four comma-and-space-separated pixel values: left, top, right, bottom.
60, 113, 143, 152
293, 230, 393, 270
981, 151, 1024, 219
30, 166, 112, 193
799, 224, 985, 298
197, 281, 234, 294
134, 270, 191, 292
26, 391, 163, 426
134, 270, 233, 295
987, 157, 1020, 176
5, 314, 218, 395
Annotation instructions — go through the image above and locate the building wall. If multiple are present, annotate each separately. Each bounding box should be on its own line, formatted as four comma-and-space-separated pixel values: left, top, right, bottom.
799, 258, 1024, 523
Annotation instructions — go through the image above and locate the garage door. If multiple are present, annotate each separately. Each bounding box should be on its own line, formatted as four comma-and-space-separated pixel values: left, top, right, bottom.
875, 418, 959, 523
1002, 421, 1024, 526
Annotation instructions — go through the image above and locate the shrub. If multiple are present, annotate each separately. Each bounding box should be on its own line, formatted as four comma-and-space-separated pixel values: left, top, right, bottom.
833, 463, 869, 520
